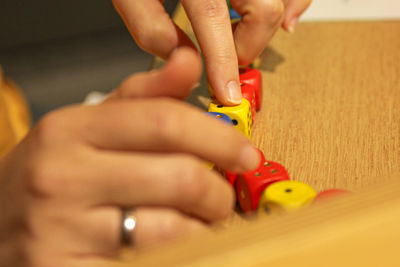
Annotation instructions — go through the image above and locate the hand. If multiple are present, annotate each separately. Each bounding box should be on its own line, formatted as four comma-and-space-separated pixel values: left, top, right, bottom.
112, 0, 311, 105
0, 48, 260, 266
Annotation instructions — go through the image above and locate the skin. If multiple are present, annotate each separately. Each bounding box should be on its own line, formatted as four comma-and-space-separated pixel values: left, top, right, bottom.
0, 48, 261, 266
112, 0, 312, 105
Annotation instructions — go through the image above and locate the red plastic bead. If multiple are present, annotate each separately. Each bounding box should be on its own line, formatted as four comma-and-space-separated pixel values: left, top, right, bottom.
313, 189, 350, 203
239, 67, 262, 111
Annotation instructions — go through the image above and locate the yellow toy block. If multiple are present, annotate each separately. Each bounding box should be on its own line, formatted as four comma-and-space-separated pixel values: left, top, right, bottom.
258, 180, 317, 214
231, 18, 240, 24
208, 98, 252, 139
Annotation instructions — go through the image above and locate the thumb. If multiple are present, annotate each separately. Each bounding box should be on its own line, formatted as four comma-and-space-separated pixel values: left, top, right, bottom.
108, 47, 202, 101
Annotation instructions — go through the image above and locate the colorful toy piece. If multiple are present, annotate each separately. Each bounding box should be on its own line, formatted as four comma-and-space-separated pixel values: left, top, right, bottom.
224, 170, 238, 186
239, 67, 262, 111
313, 189, 349, 203
235, 149, 290, 213
240, 83, 256, 124
208, 98, 252, 139
258, 180, 316, 214
229, 9, 241, 23
206, 112, 234, 125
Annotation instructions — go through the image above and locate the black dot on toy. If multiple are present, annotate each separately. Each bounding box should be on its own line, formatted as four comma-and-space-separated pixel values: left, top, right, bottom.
285, 188, 293, 193
263, 206, 271, 214
232, 119, 238, 125
217, 105, 223, 108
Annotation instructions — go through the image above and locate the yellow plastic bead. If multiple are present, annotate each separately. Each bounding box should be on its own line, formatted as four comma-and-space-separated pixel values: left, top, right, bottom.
208, 98, 252, 139
258, 180, 316, 214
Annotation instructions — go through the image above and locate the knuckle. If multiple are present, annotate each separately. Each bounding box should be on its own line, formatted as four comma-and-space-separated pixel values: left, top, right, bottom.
33, 111, 69, 147
196, 0, 228, 19
174, 158, 209, 206
134, 19, 176, 54
29, 161, 53, 195
257, 0, 285, 24
28, 157, 69, 196
212, 52, 238, 66
117, 74, 143, 98
158, 210, 186, 240
135, 30, 154, 53
153, 101, 185, 147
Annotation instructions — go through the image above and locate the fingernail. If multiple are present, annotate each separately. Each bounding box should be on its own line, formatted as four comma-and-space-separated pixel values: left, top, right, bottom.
288, 17, 298, 33
226, 81, 242, 104
240, 145, 261, 171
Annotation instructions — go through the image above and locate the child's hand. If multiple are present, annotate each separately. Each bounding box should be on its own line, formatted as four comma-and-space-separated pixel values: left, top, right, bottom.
112, 0, 311, 105
0, 48, 260, 266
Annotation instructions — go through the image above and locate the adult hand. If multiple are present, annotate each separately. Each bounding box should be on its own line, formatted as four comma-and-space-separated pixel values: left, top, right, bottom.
0, 48, 260, 267
112, 0, 312, 105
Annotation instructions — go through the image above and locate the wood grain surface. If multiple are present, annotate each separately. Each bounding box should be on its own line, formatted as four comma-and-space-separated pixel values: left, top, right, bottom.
110, 177, 400, 267
170, 5, 400, 191
253, 20, 400, 192
110, 6, 400, 266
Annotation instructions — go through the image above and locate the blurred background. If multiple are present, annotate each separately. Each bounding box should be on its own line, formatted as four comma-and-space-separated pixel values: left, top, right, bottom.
0, 0, 399, 122
0, 0, 178, 121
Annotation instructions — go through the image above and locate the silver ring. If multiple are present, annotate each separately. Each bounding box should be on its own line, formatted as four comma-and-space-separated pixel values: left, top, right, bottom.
121, 209, 136, 246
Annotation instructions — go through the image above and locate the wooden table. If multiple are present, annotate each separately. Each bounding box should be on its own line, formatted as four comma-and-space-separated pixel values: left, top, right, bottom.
111, 6, 400, 266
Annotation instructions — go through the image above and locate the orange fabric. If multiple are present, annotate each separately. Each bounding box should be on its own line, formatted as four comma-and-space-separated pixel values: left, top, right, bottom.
0, 67, 31, 158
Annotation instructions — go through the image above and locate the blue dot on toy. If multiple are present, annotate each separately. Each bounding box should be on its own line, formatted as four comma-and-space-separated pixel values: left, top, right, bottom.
229, 9, 241, 20
206, 112, 234, 125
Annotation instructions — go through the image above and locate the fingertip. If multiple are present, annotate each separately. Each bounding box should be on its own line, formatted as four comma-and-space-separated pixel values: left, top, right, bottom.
283, 0, 312, 32
239, 145, 261, 172
282, 16, 298, 33
226, 80, 243, 105
165, 46, 203, 88
212, 79, 243, 106
169, 47, 202, 77
145, 47, 202, 99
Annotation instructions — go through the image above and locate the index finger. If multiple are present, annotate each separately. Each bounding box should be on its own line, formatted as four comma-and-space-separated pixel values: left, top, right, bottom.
70, 99, 260, 173
181, 0, 242, 106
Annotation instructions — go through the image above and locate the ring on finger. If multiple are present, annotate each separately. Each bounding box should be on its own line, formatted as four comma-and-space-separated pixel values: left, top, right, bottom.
121, 208, 137, 246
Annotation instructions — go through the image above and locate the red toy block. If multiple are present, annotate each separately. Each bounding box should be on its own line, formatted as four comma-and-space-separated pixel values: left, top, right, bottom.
239, 67, 262, 111
225, 170, 238, 186
313, 189, 350, 203
240, 83, 256, 124
234, 149, 290, 213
